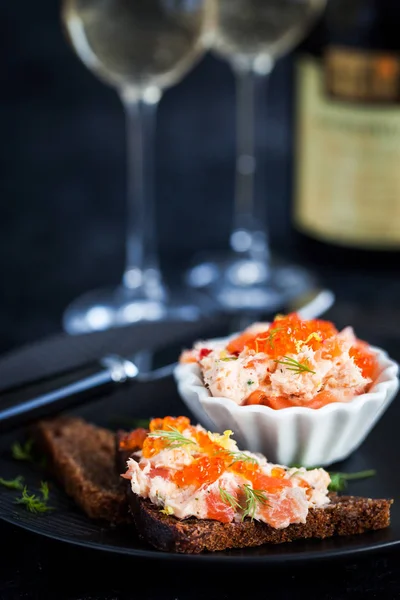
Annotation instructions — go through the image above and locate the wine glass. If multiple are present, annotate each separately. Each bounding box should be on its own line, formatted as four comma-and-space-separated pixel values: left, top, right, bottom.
61, 0, 214, 335
185, 0, 327, 314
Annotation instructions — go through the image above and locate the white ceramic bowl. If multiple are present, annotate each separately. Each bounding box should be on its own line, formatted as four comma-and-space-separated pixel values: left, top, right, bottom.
174, 342, 399, 468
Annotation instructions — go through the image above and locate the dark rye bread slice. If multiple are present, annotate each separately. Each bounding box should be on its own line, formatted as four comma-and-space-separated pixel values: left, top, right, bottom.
115, 432, 393, 554
32, 416, 130, 524
129, 493, 392, 554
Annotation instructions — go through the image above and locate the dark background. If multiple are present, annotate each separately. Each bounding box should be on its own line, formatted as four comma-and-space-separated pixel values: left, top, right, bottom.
0, 0, 296, 353
1, 1, 400, 599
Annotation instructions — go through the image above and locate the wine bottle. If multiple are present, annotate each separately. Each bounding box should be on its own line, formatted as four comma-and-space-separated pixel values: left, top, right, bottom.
292, 0, 400, 268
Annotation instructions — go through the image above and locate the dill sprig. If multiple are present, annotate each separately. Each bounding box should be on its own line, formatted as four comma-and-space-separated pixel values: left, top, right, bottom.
241, 484, 269, 521
225, 451, 258, 466
328, 470, 376, 492
40, 481, 50, 501
268, 327, 284, 349
148, 427, 197, 449
274, 356, 316, 375
10, 439, 47, 468
0, 475, 25, 490
11, 439, 35, 462
290, 465, 376, 492
219, 487, 241, 510
15, 484, 54, 514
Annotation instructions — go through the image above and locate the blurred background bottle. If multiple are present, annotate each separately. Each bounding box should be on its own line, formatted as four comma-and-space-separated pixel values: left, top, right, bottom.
292, 0, 400, 269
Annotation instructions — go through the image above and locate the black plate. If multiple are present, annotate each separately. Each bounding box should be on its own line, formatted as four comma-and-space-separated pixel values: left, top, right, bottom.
0, 372, 399, 566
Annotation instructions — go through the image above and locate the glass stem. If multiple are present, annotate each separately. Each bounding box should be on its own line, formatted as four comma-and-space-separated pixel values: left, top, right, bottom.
120, 89, 166, 301
230, 64, 273, 261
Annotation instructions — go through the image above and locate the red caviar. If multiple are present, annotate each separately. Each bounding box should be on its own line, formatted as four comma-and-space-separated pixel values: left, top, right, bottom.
137, 416, 298, 493
143, 416, 194, 458
149, 415, 191, 433
124, 416, 324, 524
173, 455, 226, 488
229, 459, 292, 493
118, 428, 148, 451
227, 313, 338, 359
350, 343, 377, 380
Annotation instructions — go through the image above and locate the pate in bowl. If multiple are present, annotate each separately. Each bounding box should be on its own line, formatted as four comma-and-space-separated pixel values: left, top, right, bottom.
174, 313, 399, 467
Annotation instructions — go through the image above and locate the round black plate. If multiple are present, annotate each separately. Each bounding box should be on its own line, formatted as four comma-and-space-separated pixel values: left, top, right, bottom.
0, 371, 399, 565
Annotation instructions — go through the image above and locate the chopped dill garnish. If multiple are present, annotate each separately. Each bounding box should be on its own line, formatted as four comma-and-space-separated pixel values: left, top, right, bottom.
290, 465, 376, 492
0, 475, 24, 490
219, 487, 241, 510
15, 485, 54, 514
40, 481, 50, 501
220, 357, 238, 362
226, 451, 258, 466
241, 485, 269, 520
11, 439, 35, 462
247, 380, 255, 385
274, 356, 316, 375
268, 327, 284, 349
148, 427, 196, 449
328, 470, 376, 492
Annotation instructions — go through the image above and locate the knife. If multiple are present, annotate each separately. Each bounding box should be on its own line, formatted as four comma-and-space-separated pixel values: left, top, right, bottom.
0, 288, 335, 432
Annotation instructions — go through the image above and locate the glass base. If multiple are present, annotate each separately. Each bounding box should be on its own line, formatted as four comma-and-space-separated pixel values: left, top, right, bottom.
62, 284, 216, 335
185, 251, 316, 314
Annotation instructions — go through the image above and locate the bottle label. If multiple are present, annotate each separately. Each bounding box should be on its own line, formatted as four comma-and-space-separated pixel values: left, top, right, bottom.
294, 51, 400, 249
325, 46, 400, 104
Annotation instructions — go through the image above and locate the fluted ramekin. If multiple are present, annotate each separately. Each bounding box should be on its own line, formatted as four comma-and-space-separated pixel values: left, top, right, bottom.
174, 343, 399, 467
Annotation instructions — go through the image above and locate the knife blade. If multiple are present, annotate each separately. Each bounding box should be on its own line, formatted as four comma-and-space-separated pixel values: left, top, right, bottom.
0, 288, 335, 432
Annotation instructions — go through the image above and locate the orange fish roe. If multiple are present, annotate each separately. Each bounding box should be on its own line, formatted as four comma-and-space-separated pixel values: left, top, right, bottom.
142, 416, 193, 458
226, 332, 256, 355
195, 429, 219, 454
350, 342, 378, 380
137, 416, 299, 494
173, 455, 226, 489
122, 417, 331, 525
171, 446, 294, 496
226, 313, 338, 359
271, 467, 287, 479
227, 459, 292, 494
143, 415, 234, 460
118, 428, 148, 451
142, 436, 167, 458
149, 415, 191, 433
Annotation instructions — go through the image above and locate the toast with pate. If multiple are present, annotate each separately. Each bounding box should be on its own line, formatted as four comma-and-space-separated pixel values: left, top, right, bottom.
116, 416, 393, 554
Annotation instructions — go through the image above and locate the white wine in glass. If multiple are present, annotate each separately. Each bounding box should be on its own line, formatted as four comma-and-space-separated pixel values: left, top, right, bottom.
186, 0, 326, 314
61, 0, 213, 334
